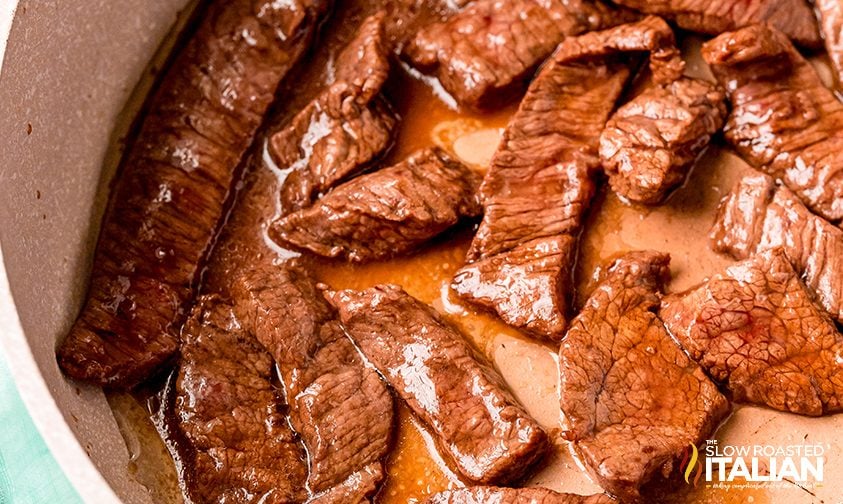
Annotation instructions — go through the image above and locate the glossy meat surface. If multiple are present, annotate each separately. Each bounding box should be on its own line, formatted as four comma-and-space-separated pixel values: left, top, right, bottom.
559, 252, 729, 501
57, 0, 329, 387
453, 17, 683, 340
817, 0, 843, 89
326, 284, 549, 485
703, 24, 843, 222
600, 77, 726, 204
425, 487, 615, 504
661, 248, 843, 416
710, 174, 843, 323
613, 0, 821, 47
270, 12, 397, 213
173, 296, 307, 503
270, 147, 482, 262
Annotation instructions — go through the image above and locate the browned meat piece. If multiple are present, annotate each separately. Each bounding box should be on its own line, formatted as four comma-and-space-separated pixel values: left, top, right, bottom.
172, 296, 307, 504
403, 0, 636, 108
710, 174, 843, 323
231, 261, 394, 501
600, 77, 726, 204
702, 24, 843, 222
57, 0, 329, 387
425, 487, 615, 504
269, 147, 482, 262
613, 0, 821, 47
559, 252, 729, 501
452, 17, 684, 340
817, 0, 843, 90
661, 248, 843, 416
325, 284, 549, 485
270, 12, 398, 214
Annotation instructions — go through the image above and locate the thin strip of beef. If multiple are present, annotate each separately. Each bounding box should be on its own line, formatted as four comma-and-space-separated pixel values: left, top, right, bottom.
269, 147, 482, 262
325, 285, 549, 485
425, 487, 615, 504
559, 252, 729, 501
270, 12, 398, 214
231, 260, 394, 502
600, 77, 726, 204
402, 0, 636, 109
661, 248, 843, 416
57, 0, 329, 387
710, 173, 843, 323
612, 0, 821, 47
702, 24, 843, 223
172, 296, 307, 504
817, 0, 843, 90
452, 16, 684, 340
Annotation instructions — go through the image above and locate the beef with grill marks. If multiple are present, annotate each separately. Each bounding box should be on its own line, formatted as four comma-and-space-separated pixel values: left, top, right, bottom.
661, 248, 843, 416
57, 0, 330, 387
172, 296, 307, 504
403, 0, 636, 109
325, 284, 549, 485
612, 0, 821, 47
600, 77, 726, 204
425, 487, 615, 504
269, 12, 398, 214
451, 16, 684, 340
702, 23, 843, 223
269, 147, 482, 262
559, 252, 729, 501
710, 173, 843, 323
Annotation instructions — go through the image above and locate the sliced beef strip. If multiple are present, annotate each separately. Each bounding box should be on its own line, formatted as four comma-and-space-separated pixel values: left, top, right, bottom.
57, 0, 330, 387
325, 284, 549, 485
702, 23, 843, 223
172, 296, 307, 504
559, 252, 729, 501
710, 173, 843, 323
231, 260, 394, 501
269, 147, 482, 262
425, 487, 615, 504
269, 12, 399, 214
600, 77, 727, 204
612, 0, 821, 48
661, 248, 843, 416
403, 0, 637, 109
817, 0, 843, 90
452, 16, 684, 340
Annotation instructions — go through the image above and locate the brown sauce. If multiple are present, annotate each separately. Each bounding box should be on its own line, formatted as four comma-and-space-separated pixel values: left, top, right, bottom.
102, 6, 843, 504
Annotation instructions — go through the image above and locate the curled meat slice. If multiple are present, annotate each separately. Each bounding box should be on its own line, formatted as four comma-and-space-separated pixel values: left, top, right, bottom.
600, 77, 726, 204
702, 24, 843, 222
710, 174, 843, 323
559, 252, 729, 501
171, 296, 307, 503
612, 0, 821, 47
325, 284, 549, 485
661, 248, 843, 416
452, 16, 683, 340
269, 147, 482, 262
425, 487, 615, 504
270, 12, 398, 213
57, 0, 329, 387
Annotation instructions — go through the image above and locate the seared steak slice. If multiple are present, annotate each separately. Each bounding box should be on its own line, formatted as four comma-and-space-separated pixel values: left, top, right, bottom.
173, 296, 307, 504
270, 147, 482, 262
600, 77, 726, 204
232, 261, 394, 501
661, 248, 843, 416
453, 17, 683, 340
559, 252, 729, 501
57, 0, 329, 387
817, 0, 843, 90
425, 487, 615, 504
710, 174, 843, 323
403, 0, 635, 108
325, 285, 549, 485
703, 24, 843, 222
613, 0, 821, 47
270, 12, 398, 213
